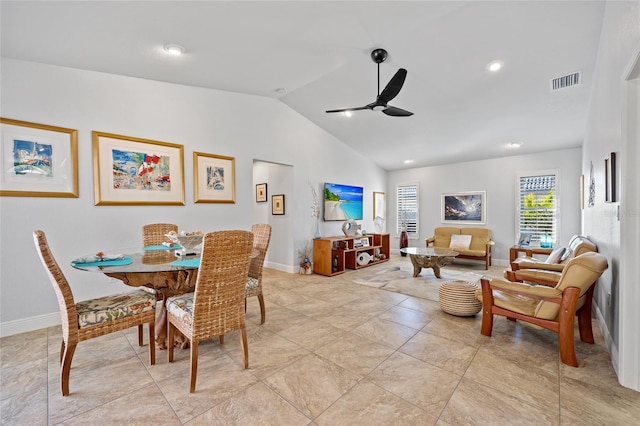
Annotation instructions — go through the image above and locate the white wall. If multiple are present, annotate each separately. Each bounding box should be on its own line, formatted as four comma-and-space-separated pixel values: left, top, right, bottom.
387, 148, 582, 264
0, 59, 387, 335
582, 0, 640, 390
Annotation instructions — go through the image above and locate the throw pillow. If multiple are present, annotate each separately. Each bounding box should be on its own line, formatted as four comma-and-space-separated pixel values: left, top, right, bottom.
545, 247, 565, 264
449, 234, 472, 250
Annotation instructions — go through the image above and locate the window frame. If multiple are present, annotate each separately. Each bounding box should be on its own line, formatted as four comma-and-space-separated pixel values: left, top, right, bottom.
515, 169, 560, 246
396, 183, 419, 239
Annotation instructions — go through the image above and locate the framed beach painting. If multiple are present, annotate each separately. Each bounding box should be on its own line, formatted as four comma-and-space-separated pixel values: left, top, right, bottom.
194, 152, 235, 203
442, 191, 486, 224
0, 118, 79, 198
92, 131, 185, 206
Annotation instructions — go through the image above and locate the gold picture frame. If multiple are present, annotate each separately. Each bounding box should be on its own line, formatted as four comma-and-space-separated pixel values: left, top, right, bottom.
373, 191, 385, 219
92, 131, 185, 206
1, 118, 79, 198
194, 151, 235, 203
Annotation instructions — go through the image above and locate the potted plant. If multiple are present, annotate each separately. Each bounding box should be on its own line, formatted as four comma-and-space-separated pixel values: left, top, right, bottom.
298, 244, 313, 275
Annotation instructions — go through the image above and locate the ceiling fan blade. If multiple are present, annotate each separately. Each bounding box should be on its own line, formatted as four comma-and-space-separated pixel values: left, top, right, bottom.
382, 106, 413, 117
326, 106, 370, 113
378, 68, 407, 104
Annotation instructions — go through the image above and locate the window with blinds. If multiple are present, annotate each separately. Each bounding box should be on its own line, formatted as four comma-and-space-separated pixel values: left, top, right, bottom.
517, 173, 557, 244
396, 184, 419, 235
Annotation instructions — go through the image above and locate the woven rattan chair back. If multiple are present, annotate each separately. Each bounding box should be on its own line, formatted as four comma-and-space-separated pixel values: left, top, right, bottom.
33, 230, 156, 396
167, 230, 254, 392
246, 224, 271, 323
142, 223, 178, 247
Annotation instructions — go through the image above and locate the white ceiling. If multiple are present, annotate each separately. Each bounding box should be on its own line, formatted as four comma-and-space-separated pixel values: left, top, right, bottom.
1, 1, 605, 170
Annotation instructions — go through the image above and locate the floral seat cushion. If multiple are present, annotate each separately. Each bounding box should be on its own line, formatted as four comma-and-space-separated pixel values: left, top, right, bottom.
246, 277, 259, 290
166, 293, 195, 328
75, 290, 156, 329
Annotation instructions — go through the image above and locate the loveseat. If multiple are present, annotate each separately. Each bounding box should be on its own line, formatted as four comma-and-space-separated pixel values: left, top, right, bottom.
426, 227, 493, 269
505, 235, 597, 286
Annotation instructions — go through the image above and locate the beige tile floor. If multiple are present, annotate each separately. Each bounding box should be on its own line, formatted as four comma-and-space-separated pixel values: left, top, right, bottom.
2, 256, 640, 425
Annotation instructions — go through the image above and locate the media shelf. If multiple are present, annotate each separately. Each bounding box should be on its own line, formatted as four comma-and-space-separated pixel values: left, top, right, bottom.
312, 233, 390, 276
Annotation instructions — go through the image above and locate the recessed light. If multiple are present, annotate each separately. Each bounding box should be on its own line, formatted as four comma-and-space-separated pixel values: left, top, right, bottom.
508, 142, 521, 148
163, 44, 185, 55
343, 111, 352, 117
487, 60, 504, 72
275, 88, 287, 95
404, 159, 414, 164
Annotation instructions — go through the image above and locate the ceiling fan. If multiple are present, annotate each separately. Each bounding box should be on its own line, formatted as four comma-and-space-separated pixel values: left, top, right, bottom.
326, 48, 413, 117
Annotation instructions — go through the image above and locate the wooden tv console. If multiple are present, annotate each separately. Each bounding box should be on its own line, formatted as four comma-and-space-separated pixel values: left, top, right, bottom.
312, 233, 390, 276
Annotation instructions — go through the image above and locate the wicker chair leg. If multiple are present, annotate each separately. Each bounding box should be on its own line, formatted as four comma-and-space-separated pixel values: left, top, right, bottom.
258, 294, 266, 324
219, 334, 224, 344
148, 322, 156, 365
60, 343, 77, 396
189, 341, 199, 393
138, 324, 144, 346
167, 322, 175, 363
240, 328, 248, 369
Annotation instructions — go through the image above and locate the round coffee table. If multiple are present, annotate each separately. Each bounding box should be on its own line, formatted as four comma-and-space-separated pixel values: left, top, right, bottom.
400, 247, 458, 278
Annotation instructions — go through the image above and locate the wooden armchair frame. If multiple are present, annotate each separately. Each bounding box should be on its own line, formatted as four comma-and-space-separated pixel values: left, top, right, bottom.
479, 252, 608, 367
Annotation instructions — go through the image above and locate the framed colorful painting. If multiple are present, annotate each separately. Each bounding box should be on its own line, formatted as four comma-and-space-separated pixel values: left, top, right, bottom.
0, 118, 79, 198
442, 191, 486, 224
193, 151, 235, 203
92, 131, 185, 206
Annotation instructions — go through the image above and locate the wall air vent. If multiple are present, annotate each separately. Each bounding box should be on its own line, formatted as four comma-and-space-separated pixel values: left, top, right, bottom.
551, 72, 581, 90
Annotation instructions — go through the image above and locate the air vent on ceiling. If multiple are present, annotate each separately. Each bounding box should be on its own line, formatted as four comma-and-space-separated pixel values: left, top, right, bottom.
551, 72, 581, 91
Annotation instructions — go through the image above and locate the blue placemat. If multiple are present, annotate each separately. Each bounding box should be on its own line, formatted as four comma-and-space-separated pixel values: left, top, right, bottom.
170, 258, 201, 268
72, 256, 133, 267
143, 244, 183, 251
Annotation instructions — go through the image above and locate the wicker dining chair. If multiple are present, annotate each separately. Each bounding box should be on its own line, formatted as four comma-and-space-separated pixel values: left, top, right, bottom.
33, 230, 156, 396
166, 230, 254, 393
246, 224, 272, 324
142, 223, 178, 247
140, 223, 178, 343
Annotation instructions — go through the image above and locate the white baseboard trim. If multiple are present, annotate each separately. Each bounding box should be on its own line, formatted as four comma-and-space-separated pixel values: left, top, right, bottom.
264, 261, 295, 274
1, 312, 60, 338
594, 302, 620, 376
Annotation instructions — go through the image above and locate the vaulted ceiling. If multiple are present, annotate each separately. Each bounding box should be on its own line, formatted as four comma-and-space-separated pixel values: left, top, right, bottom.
1, 1, 605, 170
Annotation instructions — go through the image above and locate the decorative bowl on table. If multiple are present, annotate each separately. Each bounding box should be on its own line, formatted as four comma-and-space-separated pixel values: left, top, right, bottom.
177, 234, 204, 250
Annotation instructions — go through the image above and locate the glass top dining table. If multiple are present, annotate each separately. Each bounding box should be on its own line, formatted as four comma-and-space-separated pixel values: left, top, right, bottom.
71, 247, 258, 349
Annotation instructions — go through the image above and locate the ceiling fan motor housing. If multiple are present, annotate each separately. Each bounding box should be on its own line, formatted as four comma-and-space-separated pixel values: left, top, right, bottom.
371, 48, 388, 64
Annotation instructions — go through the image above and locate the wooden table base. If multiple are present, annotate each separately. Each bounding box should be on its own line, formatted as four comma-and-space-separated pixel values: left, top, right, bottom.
408, 254, 456, 278
104, 270, 197, 349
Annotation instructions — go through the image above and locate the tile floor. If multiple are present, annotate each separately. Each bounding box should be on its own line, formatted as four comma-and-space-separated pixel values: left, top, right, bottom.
2, 256, 640, 425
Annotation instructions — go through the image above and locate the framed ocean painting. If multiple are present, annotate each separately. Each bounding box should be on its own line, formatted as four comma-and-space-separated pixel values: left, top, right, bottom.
193, 151, 235, 203
0, 118, 78, 198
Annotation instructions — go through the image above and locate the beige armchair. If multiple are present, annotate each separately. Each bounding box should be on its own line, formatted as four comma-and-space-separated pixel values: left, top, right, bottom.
505, 235, 597, 286
478, 252, 608, 367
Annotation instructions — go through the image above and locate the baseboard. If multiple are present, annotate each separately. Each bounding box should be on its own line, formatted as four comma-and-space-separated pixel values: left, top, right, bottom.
594, 302, 619, 376
264, 261, 295, 274
0, 312, 60, 338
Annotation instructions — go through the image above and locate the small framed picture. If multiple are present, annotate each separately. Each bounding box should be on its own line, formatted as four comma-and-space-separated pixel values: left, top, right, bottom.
256, 183, 267, 202
360, 237, 370, 247
193, 151, 235, 203
518, 232, 531, 247
272, 194, 285, 215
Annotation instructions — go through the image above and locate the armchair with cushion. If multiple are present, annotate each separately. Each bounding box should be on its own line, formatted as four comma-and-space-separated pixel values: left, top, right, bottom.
505, 235, 597, 286
478, 252, 608, 367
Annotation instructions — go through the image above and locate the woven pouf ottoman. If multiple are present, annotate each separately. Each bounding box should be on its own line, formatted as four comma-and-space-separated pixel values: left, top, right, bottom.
439, 280, 482, 316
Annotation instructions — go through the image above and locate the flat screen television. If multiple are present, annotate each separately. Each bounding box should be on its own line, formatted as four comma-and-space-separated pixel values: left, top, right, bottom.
323, 183, 363, 221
